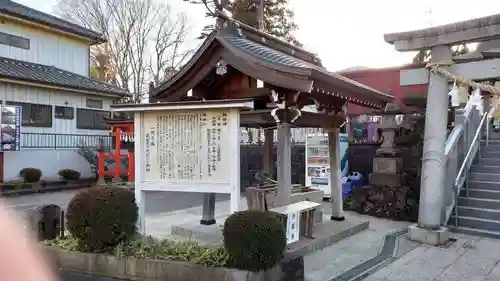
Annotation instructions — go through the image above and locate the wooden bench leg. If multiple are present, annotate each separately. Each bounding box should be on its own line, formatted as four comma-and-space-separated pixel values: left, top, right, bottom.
304, 209, 316, 239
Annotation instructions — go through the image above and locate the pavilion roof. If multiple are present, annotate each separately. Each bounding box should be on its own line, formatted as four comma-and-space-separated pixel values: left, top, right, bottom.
152, 15, 393, 110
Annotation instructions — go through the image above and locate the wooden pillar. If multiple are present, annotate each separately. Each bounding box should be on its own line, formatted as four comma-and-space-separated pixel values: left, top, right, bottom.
113, 127, 122, 182
134, 113, 146, 235
97, 150, 105, 184
276, 123, 292, 205
328, 128, 345, 221
128, 151, 135, 182
263, 129, 274, 177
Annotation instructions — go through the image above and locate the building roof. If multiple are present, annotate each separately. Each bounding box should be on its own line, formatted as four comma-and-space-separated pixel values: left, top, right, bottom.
153, 15, 393, 110
0, 0, 105, 43
0, 56, 128, 97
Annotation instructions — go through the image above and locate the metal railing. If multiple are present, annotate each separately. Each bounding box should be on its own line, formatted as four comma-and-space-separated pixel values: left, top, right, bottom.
443, 102, 493, 226
20, 133, 112, 149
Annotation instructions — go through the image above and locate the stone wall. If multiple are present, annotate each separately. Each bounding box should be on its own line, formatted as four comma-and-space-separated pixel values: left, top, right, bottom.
44, 246, 303, 281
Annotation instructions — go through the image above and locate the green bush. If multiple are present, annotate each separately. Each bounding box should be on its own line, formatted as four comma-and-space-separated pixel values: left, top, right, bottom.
66, 186, 138, 252
222, 210, 286, 271
58, 169, 81, 181
19, 168, 42, 182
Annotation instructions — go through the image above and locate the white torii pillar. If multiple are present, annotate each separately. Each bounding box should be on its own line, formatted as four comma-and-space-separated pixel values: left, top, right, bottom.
408, 45, 451, 245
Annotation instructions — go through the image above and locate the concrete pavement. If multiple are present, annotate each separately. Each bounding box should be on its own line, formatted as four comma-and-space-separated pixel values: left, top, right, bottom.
7, 191, 500, 281
4, 189, 229, 215
362, 233, 500, 281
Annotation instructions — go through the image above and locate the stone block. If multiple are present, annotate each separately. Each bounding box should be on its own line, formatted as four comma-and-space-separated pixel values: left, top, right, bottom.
408, 224, 450, 246
373, 157, 403, 174
369, 173, 406, 188
27, 204, 63, 241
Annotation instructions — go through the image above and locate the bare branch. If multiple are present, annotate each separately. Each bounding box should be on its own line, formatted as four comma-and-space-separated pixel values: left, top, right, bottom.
55, 0, 194, 103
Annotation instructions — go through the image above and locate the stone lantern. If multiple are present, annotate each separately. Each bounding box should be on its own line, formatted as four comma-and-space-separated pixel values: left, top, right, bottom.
351, 103, 413, 221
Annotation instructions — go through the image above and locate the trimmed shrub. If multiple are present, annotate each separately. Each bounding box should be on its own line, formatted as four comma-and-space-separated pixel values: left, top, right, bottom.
58, 169, 81, 181
19, 168, 42, 182
66, 186, 138, 252
222, 210, 286, 272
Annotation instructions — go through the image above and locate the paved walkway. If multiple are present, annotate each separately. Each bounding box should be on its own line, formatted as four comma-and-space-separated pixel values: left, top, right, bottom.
10, 191, 500, 281
363, 233, 500, 281
305, 213, 415, 281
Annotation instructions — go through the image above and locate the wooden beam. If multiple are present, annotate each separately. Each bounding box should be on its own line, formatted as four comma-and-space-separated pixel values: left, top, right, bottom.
240, 110, 344, 128
400, 58, 500, 86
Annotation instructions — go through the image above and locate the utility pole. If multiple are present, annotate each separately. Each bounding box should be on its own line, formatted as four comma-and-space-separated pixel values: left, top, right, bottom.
257, 0, 264, 31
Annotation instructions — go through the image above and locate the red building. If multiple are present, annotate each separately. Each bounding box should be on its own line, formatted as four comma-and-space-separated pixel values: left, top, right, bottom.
340, 64, 429, 116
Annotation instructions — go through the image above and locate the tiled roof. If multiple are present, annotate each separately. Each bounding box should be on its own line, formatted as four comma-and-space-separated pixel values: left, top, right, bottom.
0, 0, 105, 42
0, 56, 128, 96
221, 34, 311, 68
218, 34, 393, 100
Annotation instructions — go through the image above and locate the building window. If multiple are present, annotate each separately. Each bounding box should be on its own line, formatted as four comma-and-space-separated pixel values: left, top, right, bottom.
86, 98, 103, 109
76, 109, 110, 130
55, 106, 74, 120
0, 32, 30, 50
6, 101, 52, 127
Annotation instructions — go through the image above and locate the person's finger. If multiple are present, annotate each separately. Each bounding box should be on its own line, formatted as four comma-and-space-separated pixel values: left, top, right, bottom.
0, 201, 58, 281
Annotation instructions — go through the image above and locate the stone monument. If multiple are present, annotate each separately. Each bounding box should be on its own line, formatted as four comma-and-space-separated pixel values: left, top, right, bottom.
351, 103, 414, 220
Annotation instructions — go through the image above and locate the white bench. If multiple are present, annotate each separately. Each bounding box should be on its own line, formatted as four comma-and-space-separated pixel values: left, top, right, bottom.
269, 201, 321, 244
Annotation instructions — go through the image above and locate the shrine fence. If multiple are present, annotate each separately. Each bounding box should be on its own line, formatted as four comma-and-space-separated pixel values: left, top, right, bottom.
18, 128, 322, 149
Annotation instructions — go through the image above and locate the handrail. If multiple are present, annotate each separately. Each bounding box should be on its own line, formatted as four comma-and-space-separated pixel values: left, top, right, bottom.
444, 105, 494, 226
455, 111, 488, 187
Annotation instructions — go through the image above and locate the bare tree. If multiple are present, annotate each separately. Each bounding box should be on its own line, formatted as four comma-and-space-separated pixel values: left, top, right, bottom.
56, 0, 194, 102
148, 8, 193, 86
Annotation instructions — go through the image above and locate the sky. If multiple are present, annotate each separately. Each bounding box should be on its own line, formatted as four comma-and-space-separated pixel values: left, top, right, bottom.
17, 0, 500, 71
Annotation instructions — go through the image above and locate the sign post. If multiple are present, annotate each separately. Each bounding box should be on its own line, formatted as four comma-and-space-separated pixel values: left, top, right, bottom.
111, 100, 254, 234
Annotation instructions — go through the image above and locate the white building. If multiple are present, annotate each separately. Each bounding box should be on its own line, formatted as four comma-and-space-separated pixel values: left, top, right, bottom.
0, 0, 128, 181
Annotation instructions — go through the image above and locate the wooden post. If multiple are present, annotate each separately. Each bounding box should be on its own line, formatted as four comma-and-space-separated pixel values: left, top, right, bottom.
113, 127, 122, 182
276, 122, 292, 205
128, 151, 135, 182
328, 128, 344, 221
263, 129, 274, 177
97, 150, 105, 184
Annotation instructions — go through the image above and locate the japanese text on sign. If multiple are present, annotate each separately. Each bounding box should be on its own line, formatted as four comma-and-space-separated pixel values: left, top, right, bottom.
142, 109, 230, 183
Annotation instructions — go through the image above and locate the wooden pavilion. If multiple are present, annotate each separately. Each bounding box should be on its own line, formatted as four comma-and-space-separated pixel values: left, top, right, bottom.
149, 14, 394, 223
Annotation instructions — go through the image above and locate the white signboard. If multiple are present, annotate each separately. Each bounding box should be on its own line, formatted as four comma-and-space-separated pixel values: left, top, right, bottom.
112, 100, 253, 234
142, 110, 231, 183
305, 133, 349, 198
286, 212, 300, 244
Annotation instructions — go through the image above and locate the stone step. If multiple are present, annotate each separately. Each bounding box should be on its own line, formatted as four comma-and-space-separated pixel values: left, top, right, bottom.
480, 158, 500, 166
483, 145, 500, 152
471, 165, 500, 174
457, 206, 500, 221
480, 150, 500, 157
468, 181, 500, 191
469, 172, 500, 182
449, 216, 500, 233
460, 188, 500, 200
448, 225, 500, 239
458, 197, 500, 210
